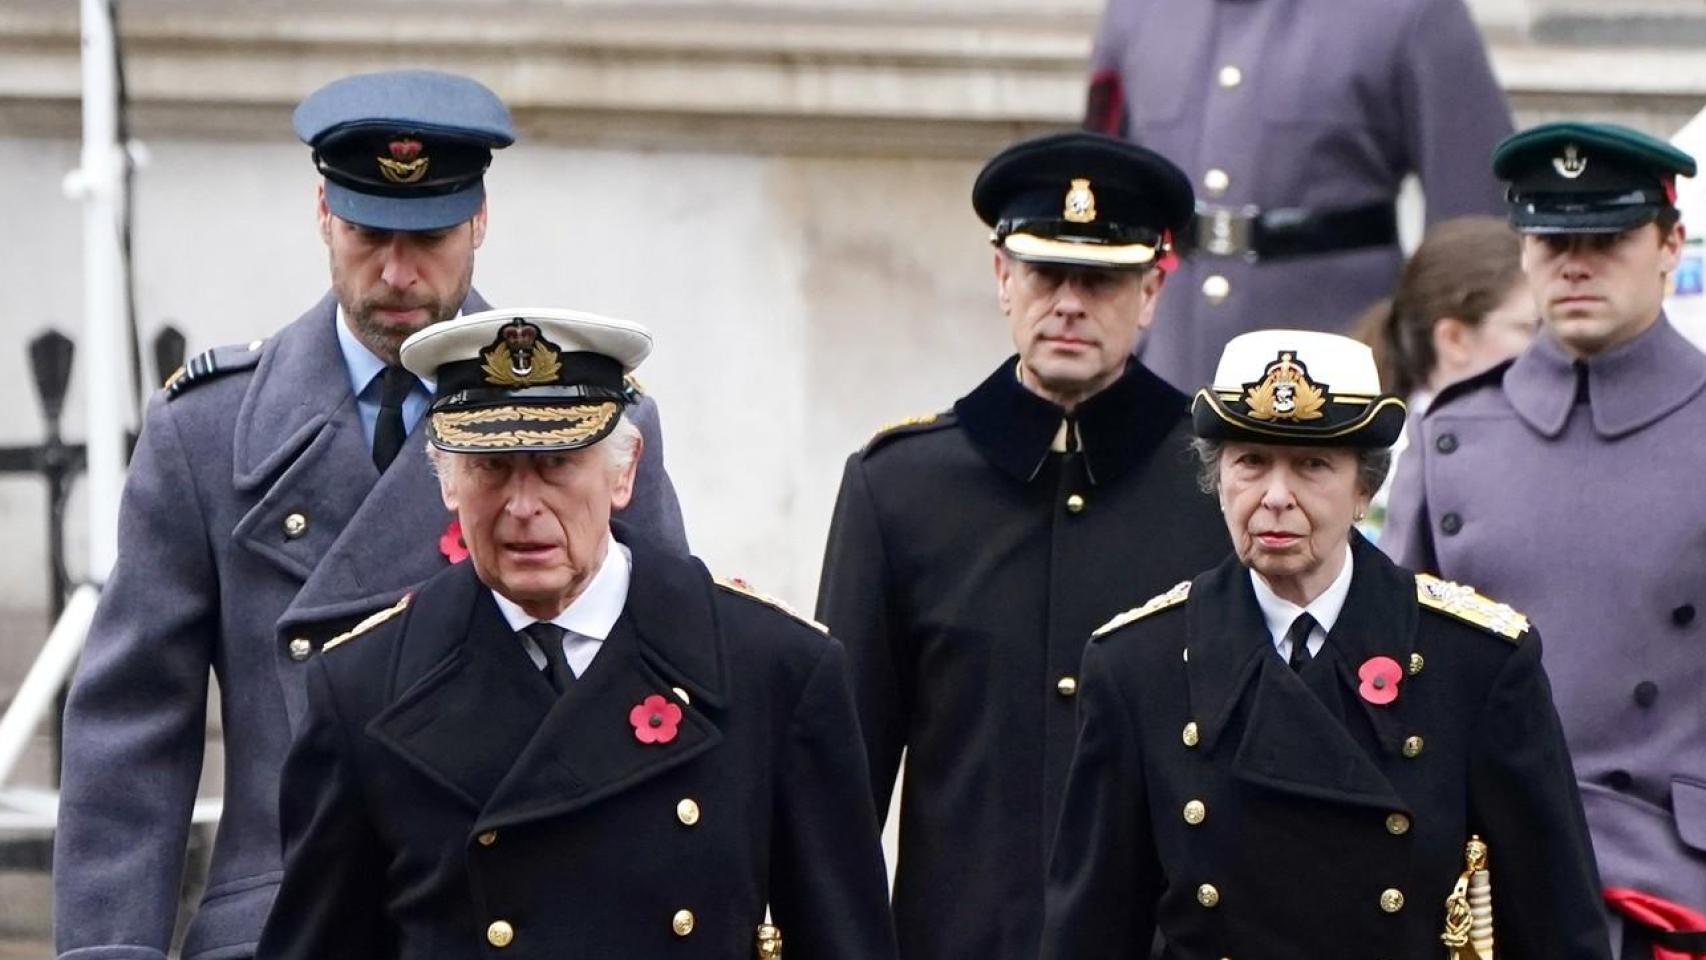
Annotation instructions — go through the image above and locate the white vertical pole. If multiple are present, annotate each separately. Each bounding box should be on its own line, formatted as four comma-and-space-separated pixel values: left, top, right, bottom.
72, 0, 130, 584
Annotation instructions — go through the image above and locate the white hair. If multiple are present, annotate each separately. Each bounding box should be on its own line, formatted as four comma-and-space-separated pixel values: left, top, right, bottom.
425, 411, 642, 482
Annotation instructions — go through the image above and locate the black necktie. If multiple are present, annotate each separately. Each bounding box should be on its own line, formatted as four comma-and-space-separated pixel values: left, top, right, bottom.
1285, 612, 1318, 672
524, 622, 575, 693
371, 365, 414, 471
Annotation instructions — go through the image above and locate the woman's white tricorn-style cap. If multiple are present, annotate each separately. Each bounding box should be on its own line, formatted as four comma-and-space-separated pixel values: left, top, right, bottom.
400, 307, 653, 453
1192, 329, 1406, 448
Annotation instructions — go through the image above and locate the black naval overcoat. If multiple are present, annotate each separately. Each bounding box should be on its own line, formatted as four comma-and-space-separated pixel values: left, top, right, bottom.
816, 357, 1230, 960
256, 526, 898, 960
1042, 534, 1611, 960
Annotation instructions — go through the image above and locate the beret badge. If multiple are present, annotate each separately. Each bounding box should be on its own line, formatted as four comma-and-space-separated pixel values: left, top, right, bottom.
1244, 352, 1326, 422
480, 320, 563, 387
1063, 178, 1098, 224
377, 137, 430, 184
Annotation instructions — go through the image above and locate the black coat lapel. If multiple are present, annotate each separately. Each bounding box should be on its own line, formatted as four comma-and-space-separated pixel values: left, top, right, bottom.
366, 565, 557, 811
1186, 551, 1407, 812
1319, 533, 1420, 758
474, 537, 729, 831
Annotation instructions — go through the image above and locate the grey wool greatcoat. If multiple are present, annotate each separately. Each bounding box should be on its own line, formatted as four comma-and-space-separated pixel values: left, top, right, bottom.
53, 291, 687, 960
815, 357, 1230, 960
1042, 534, 1611, 960
254, 527, 898, 960
1384, 316, 1706, 922
1085, 0, 1512, 391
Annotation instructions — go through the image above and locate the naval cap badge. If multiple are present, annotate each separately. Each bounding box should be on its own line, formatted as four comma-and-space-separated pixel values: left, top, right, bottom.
1244, 351, 1327, 422
479, 319, 563, 387
1064, 178, 1098, 224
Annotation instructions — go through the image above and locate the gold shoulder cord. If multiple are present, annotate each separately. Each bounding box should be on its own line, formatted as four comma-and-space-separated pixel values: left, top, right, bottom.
1441, 836, 1493, 960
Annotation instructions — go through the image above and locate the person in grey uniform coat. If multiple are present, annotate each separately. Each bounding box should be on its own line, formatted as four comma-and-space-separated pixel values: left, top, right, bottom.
1085, 0, 1513, 391
52, 70, 688, 960
1384, 122, 1706, 959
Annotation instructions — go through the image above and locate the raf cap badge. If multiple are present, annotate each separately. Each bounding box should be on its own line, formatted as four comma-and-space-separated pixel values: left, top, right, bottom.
1243, 352, 1326, 422
1552, 143, 1587, 180
377, 137, 429, 184
1064, 178, 1098, 223
480, 320, 563, 388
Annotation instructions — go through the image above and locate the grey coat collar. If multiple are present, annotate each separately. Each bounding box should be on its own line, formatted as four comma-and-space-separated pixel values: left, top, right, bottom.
1504, 315, 1706, 439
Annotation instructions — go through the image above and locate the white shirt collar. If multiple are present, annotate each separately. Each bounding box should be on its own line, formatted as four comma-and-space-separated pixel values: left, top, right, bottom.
491, 535, 632, 641
1250, 543, 1355, 657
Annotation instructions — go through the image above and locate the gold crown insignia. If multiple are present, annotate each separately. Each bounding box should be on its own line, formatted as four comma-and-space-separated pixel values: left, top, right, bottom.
1244, 352, 1326, 422
376, 137, 430, 184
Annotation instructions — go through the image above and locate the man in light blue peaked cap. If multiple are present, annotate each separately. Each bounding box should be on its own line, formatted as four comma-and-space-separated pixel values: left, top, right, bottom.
53, 69, 688, 960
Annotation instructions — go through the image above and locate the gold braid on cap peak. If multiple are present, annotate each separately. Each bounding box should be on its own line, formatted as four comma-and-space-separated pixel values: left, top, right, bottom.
431, 402, 621, 449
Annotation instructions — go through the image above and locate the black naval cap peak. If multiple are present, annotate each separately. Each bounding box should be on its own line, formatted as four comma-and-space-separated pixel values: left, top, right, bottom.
1492, 121, 1697, 234
972, 131, 1194, 270
293, 70, 517, 232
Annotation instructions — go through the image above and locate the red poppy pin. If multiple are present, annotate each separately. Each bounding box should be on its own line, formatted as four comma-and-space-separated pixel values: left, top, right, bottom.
1358, 656, 1403, 705
630, 694, 683, 745
439, 520, 469, 564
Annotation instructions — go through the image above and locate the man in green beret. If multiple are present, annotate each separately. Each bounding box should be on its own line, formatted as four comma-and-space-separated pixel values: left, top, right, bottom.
1385, 122, 1704, 959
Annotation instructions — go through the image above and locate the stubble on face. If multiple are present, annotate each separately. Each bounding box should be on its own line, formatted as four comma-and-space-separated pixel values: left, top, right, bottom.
331, 250, 473, 364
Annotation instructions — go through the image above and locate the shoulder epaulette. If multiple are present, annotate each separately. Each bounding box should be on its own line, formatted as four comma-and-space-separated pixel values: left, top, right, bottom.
1093, 580, 1192, 638
623, 374, 647, 399
322, 594, 412, 654
862, 412, 952, 455
164, 340, 265, 400
1425, 357, 1513, 417
714, 576, 828, 634
1414, 573, 1528, 642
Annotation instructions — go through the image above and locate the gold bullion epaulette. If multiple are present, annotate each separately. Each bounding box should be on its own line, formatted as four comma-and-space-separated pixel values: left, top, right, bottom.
164, 340, 265, 400
862, 412, 951, 454
322, 594, 412, 654
623, 374, 647, 398
1093, 580, 1192, 638
715, 576, 828, 634
1415, 574, 1529, 643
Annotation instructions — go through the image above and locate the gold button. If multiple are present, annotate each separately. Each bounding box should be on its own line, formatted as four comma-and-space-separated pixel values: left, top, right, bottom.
477, 830, 498, 846
287, 637, 312, 662
1202, 275, 1231, 304
1385, 813, 1410, 836
1402, 735, 1424, 758
1217, 65, 1243, 89
1197, 883, 1220, 908
1182, 721, 1200, 747
1408, 652, 1425, 676
1065, 493, 1086, 514
1056, 676, 1078, 697
677, 798, 701, 826
1203, 168, 1230, 196
283, 512, 309, 539
1380, 888, 1405, 913
672, 909, 696, 936
1183, 800, 1207, 825
487, 920, 514, 947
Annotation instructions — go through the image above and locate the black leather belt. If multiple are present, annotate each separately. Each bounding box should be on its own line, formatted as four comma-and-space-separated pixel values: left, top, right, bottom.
1179, 201, 1398, 262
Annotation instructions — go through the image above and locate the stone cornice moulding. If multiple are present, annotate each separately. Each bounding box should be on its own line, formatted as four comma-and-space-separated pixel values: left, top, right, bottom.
2, 1, 1702, 154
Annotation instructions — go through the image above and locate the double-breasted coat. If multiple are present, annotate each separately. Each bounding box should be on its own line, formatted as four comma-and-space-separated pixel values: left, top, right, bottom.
1086, 0, 1512, 390
1042, 534, 1610, 960
255, 528, 897, 960
1384, 317, 1706, 925
53, 292, 687, 959
815, 358, 1229, 960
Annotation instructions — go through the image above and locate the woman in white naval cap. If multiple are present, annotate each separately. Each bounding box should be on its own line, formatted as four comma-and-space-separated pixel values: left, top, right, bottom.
1041, 329, 1610, 960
